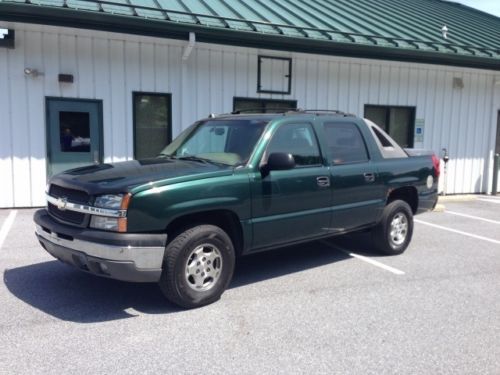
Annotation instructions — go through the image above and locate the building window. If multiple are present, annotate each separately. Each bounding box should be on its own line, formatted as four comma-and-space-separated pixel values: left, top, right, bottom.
257, 56, 292, 94
59, 111, 91, 152
233, 97, 297, 114
364, 105, 415, 148
0, 29, 14, 48
133, 92, 172, 159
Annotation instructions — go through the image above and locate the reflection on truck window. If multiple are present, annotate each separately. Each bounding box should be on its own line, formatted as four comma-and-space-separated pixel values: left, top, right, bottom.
323, 122, 369, 164
59, 111, 91, 152
266, 123, 321, 166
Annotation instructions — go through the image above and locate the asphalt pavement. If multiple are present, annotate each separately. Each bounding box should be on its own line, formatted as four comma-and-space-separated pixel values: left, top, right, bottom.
1, 197, 499, 374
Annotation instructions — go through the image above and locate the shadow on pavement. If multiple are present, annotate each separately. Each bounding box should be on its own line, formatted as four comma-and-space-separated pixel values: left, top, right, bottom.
4, 239, 351, 323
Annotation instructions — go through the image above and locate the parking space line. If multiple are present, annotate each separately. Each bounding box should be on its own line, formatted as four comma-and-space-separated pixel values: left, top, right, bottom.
0, 210, 17, 250
321, 241, 405, 275
444, 210, 500, 225
415, 219, 500, 245
477, 198, 500, 204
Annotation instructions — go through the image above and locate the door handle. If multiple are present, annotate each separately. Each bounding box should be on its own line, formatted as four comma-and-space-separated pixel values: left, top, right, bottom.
93, 150, 100, 164
316, 176, 330, 187
364, 173, 375, 182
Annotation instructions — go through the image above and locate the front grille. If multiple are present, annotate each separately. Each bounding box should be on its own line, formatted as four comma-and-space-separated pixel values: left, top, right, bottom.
48, 184, 90, 226
48, 203, 86, 225
49, 184, 90, 204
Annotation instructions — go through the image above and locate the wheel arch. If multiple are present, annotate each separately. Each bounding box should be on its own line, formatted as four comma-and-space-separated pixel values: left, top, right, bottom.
386, 186, 418, 214
165, 209, 244, 256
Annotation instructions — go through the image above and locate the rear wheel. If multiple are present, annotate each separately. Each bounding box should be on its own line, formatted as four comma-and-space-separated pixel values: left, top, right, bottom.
159, 224, 235, 308
372, 200, 413, 255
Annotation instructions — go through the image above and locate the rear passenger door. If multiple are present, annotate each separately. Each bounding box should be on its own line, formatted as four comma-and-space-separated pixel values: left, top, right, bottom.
321, 121, 385, 231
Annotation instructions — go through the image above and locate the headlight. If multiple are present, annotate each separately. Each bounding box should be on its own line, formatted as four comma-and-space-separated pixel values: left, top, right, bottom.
90, 193, 131, 232
94, 194, 124, 209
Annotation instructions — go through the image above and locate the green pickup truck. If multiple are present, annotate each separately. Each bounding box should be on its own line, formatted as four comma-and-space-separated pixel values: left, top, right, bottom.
34, 110, 439, 308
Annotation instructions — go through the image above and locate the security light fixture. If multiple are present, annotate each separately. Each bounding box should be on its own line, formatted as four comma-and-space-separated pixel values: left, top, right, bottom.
24, 68, 44, 78
452, 77, 464, 89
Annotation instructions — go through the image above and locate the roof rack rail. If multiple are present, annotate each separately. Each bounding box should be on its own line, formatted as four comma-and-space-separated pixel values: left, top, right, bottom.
230, 107, 298, 114
297, 109, 356, 117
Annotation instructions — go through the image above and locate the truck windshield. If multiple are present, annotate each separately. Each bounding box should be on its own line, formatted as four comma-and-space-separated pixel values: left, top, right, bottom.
160, 119, 269, 166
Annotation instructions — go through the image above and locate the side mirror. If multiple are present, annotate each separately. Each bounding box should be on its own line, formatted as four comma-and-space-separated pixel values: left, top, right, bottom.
261, 152, 295, 176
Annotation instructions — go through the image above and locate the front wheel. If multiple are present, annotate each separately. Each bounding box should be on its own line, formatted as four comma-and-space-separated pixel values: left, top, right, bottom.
372, 200, 413, 255
159, 224, 235, 309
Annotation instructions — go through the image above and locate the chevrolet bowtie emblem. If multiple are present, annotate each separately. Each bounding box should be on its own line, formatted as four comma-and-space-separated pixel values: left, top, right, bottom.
56, 197, 68, 211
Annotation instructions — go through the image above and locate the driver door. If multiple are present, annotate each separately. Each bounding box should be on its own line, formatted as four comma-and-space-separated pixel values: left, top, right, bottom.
250, 122, 332, 249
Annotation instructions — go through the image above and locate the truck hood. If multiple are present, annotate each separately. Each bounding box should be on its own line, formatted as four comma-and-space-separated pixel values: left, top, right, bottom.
49, 158, 234, 195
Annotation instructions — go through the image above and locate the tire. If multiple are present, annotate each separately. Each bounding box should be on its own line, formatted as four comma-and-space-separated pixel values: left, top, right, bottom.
372, 200, 413, 255
159, 224, 235, 309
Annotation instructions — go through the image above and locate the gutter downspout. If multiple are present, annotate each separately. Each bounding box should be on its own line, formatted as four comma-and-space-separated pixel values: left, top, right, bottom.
179, 32, 196, 138
486, 76, 500, 194
182, 32, 196, 61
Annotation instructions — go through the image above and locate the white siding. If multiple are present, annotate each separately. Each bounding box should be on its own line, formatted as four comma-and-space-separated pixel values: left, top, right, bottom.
0, 22, 499, 207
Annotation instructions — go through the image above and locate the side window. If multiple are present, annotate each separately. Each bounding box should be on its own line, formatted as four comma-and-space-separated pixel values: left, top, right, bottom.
323, 122, 369, 164
266, 123, 321, 167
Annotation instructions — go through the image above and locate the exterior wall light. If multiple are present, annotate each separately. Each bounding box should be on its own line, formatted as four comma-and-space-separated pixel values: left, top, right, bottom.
24, 68, 44, 78
452, 77, 464, 89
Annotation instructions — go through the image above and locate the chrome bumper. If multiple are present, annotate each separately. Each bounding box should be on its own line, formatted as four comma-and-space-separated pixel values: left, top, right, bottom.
36, 224, 165, 270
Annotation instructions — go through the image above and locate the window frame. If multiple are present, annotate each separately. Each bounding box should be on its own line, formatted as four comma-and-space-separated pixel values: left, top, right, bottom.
257, 55, 292, 95
132, 91, 172, 160
262, 122, 323, 169
364, 105, 416, 148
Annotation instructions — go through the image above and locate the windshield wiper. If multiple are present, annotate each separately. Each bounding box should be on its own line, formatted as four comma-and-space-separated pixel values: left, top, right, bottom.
177, 155, 212, 164
157, 153, 177, 159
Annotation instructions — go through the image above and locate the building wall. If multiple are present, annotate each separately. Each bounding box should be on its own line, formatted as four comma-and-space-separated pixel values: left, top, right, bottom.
0, 22, 499, 207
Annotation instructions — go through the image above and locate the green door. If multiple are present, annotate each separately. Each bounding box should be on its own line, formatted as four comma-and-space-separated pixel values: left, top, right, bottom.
321, 121, 385, 231
250, 122, 332, 249
46, 98, 103, 177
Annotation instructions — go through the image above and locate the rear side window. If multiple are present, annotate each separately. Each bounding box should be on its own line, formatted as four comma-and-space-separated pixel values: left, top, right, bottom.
323, 122, 369, 164
372, 126, 393, 147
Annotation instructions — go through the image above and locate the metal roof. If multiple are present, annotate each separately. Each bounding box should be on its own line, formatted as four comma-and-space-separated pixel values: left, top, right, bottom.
1, 0, 500, 70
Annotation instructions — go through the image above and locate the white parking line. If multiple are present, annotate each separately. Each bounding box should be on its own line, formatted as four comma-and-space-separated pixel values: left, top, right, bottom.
415, 219, 500, 245
477, 198, 500, 204
0, 210, 17, 250
321, 241, 405, 275
445, 210, 500, 225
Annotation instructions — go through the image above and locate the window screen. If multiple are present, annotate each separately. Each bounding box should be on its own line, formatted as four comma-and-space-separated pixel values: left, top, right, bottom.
266, 123, 321, 166
133, 92, 171, 159
323, 122, 369, 165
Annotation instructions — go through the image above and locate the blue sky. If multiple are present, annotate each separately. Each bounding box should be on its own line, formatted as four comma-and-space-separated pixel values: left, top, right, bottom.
450, 0, 500, 17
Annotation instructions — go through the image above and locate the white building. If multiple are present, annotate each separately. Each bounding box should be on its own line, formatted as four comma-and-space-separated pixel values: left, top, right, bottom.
0, 0, 499, 207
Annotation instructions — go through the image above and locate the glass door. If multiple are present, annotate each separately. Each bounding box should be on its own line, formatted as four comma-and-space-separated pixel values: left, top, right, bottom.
46, 98, 103, 176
